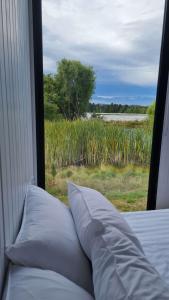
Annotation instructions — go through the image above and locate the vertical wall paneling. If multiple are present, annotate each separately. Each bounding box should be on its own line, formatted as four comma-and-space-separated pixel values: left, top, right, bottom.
0, 76, 5, 299
28, 0, 37, 185
0, 0, 37, 295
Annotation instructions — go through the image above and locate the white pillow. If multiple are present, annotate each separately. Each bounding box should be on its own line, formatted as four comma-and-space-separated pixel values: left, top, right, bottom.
5, 266, 94, 300
68, 182, 169, 300
6, 185, 93, 294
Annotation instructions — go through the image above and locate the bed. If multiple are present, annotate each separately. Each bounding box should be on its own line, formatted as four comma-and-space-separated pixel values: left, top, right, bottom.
123, 209, 169, 285
4, 183, 169, 300
3, 186, 169, 299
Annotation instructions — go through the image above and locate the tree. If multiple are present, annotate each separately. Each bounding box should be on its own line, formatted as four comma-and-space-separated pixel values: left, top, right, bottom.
55, 59, 96, 120
44, 101, 60, 121
147, 101, 156, 128
88, 102, 148, 114
44, 74, 60, 120
147, 101, 156, 117
44, 74, 58, 104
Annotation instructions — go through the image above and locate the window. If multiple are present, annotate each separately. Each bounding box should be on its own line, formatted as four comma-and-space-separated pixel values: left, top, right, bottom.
42, 0, 165, 211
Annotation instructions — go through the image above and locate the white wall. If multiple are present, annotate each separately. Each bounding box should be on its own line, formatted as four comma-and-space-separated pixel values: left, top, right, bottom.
157, 75, 169, 208
0, 0, 36, 294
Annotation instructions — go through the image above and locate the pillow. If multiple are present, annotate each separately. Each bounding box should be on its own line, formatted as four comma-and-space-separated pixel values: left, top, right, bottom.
68, 182, 169, 300
5, 265, 94, 300
6, 185, 93, 294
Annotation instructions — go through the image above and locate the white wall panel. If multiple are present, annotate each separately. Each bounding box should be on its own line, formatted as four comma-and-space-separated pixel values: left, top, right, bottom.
157, 76, 169, 209
0, 0, 36, 295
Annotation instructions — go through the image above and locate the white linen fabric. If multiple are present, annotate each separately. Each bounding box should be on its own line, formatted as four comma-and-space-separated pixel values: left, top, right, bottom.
123, 209, 169, 285
6, 185, 93, 294
5, 266, 94, 300
68, 182, 169, 300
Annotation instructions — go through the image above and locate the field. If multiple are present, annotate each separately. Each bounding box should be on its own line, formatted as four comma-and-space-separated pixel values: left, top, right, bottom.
45, 119, 152, 211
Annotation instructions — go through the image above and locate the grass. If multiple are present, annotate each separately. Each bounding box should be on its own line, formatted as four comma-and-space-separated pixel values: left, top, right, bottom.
45, 119, 152, 170
45, 119, 152, 212
46, 164, 149, 212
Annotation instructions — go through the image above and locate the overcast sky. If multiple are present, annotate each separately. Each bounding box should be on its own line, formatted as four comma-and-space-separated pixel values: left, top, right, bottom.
42, 0, 165, 105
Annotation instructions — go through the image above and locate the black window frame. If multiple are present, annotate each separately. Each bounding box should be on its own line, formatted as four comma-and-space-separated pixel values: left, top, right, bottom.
147, 0, 169, 210
33, 0, 169, 207
32, 0, 45, 189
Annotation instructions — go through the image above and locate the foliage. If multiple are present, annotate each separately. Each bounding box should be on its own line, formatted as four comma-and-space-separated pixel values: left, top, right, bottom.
45, 119, 152, 212
43, 63, 151, 120
45, 119, 153, 170
45, 165, 149, 212
44, 74, 62, 120
55, 59, 96, 119
147, 101, 156, 125
44, 101, 61, 121
51, 162, 57, 179
147, 101, 156, 117
44, 74, 58, 104
89, 103, 148, 114
44, 59, 96, 120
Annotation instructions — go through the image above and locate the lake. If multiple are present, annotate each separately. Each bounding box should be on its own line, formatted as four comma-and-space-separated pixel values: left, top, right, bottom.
86, 113, 148, 122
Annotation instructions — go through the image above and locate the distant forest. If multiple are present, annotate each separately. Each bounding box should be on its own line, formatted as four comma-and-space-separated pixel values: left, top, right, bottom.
88, 103, 148, 114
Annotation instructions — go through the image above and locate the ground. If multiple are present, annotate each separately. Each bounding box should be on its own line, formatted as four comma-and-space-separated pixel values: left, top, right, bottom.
46, 164, 149, 212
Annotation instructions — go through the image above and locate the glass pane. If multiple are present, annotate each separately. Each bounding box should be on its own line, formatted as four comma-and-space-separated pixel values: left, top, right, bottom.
42, 0, 165, 211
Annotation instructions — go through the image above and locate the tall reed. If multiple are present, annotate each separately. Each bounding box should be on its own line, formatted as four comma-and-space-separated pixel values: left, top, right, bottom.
45, 119, 152, 170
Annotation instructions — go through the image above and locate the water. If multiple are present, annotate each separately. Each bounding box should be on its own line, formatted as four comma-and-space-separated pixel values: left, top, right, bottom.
86, 113, 148, 122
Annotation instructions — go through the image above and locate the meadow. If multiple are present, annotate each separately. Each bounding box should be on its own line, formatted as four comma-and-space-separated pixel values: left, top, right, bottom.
45, 119, 153, 211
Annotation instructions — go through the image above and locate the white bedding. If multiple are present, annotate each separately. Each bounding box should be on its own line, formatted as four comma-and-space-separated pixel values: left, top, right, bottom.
123, 209, 169, 285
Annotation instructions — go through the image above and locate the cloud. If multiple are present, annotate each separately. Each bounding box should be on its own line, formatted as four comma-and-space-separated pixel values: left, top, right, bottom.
42, 0, 165, 87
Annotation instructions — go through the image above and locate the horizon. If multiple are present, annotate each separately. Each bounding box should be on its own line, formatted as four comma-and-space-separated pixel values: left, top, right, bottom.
42, 0, 164, 106
90, 95, 154, 106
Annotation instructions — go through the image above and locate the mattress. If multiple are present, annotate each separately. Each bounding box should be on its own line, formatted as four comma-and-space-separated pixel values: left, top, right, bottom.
123, 209, 169, 285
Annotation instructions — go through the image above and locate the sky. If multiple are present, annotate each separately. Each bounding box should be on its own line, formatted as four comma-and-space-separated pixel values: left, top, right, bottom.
42, 0, 165, 106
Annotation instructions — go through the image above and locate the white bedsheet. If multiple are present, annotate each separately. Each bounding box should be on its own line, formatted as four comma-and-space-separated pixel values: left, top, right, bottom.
123, 209, 169, 285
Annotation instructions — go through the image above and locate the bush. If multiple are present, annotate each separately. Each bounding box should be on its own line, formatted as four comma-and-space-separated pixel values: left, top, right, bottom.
44, 101, 63, 121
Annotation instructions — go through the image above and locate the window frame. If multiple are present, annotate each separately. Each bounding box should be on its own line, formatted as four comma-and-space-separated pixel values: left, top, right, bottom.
33, 0, 169, 204
32, 0, 45, 189
147, 0, 169, 210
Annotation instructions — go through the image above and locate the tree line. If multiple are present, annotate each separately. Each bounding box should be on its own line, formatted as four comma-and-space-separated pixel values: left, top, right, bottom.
88, 103, 147, 114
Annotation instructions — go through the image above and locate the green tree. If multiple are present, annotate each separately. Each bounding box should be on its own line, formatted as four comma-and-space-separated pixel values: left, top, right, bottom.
44, 101, 60, 121
44, 74, 60, 120
147, 101, 156, 127
44, 74, 58, 103
55, 59, 96, 120
147, 101, 156, 117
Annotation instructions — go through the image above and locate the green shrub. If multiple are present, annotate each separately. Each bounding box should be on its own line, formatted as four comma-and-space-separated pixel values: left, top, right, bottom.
44, 101, 63, 121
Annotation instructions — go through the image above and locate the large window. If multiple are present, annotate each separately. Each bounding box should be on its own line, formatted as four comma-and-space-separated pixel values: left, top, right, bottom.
42, 0, 165, 211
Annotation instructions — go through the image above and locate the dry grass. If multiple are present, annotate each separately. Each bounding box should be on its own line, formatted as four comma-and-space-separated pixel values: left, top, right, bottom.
46, 164, 149, 212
